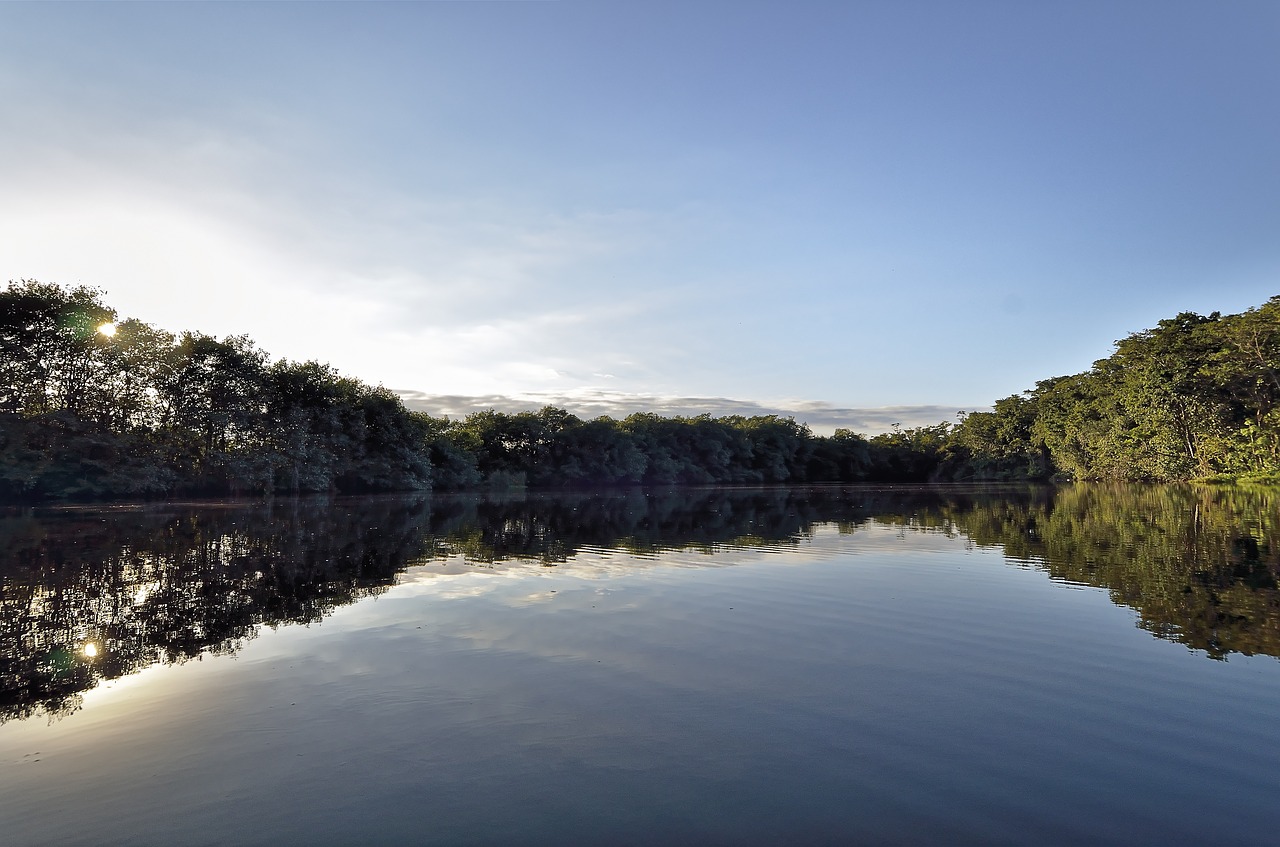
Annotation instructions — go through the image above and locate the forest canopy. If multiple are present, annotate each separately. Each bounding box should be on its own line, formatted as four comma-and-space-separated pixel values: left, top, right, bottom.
2, 279, 1279, 500
944, 298, 1280, 483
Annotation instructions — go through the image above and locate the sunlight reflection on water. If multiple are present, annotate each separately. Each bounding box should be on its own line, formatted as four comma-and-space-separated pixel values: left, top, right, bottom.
3, 485, 1280, 845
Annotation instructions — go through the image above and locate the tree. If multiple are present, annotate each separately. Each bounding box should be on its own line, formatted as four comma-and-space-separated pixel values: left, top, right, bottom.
0, 280, 116, 418
543, 416, 646, 486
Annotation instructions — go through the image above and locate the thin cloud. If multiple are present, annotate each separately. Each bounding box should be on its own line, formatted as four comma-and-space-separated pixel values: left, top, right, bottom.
394, 388, 976, 435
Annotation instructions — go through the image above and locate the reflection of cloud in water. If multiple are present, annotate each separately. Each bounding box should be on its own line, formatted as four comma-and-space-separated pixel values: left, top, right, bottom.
12, 483, 1278, 729
391, 522, 969, 604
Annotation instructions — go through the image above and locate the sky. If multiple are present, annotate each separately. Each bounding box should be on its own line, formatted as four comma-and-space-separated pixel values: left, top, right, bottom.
2, 1, 1277, 433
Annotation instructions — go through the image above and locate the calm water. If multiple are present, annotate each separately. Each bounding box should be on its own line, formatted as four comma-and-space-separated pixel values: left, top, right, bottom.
3, 484, 1280, 845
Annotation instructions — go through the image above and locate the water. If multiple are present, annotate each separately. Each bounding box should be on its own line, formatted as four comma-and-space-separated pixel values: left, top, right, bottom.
2, 484, 1279, 845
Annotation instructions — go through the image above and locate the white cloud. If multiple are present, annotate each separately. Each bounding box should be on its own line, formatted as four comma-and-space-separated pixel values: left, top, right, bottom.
0, 35, 999, 412
0, 79, 689, 395
394, 388, 971, 435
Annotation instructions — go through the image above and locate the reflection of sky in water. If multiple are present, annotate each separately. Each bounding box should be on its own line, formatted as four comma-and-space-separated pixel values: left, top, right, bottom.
4, 522, 1280, 845
401, 521, 970, 587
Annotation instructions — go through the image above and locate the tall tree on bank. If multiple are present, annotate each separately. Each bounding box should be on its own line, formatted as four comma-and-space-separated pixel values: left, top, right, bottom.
0, 281, 432, 499
5, 280, 1280, 498
966, 297, 1280, 482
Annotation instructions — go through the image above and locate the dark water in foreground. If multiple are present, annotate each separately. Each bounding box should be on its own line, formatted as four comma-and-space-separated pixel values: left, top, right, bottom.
3, 484, 1280, 845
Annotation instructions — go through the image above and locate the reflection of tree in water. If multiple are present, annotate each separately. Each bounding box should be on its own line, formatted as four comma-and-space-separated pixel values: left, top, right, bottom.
4, 483, 1279, 723
879, 484, 1280, 661
425, 487, 890, 564
0, 488, 880, 723
0, 496, 436, 723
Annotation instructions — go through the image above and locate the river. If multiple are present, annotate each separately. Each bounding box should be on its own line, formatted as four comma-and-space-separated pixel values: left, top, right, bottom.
2, 484, 1278, 845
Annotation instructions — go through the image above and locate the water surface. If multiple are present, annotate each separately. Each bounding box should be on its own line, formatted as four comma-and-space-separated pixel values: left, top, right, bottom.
2, 484, 1279, 845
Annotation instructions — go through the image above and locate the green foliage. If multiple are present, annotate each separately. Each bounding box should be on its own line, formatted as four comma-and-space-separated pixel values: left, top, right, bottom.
0, 411, 176, 500
952, 296, 1280, 482
867, 422, 953, 481
1, 281, 431, 500
0, 279, 117, 419
805, 428, 873, 481
944, 395, 1050, 480
8, 280, 1279, 496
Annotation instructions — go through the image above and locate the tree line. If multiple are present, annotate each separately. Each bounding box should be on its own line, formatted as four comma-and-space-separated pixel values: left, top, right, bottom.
1, 281, 434, 499
3, 280, 1279, 499
0, 280, 884, 499
942, 297, 1280, 482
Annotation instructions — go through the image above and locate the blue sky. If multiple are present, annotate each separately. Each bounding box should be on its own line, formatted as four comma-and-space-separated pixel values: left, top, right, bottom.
2, 1, 1277, 432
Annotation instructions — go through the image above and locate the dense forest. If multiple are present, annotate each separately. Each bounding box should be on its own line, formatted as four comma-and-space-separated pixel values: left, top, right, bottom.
2, 280, 1279, 500
944, 298, 1280, 483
